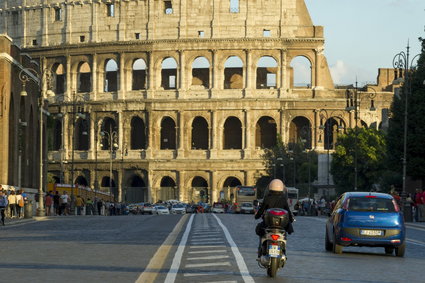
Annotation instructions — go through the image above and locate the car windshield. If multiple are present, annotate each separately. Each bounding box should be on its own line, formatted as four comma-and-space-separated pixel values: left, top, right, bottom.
156, 206, 166, 209
347, 197, 397, 212
242, 203, 252, 207
173, 204, 183, 208
214, 204, 224, 208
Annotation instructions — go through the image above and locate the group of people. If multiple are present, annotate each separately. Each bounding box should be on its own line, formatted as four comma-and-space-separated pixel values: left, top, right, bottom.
42, 190, 127, 216
294, 197, 333, 216
0, 187, 28, 225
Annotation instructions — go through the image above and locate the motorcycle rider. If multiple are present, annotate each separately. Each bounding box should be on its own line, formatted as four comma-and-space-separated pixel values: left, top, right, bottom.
255, 179, 294, 256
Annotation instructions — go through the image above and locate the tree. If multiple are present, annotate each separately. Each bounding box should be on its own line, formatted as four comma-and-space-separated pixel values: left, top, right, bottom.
262, 136, 318, 196
387, 38, 425, 185
331, 128, 386, 193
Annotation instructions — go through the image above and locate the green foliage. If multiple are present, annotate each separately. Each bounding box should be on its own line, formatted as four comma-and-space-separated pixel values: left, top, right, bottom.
262, 136, 318, 189
331, 128, 387, 193
387, 37, 425, 184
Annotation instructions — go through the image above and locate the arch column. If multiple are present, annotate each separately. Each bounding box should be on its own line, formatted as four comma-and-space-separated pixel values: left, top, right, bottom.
210, 49, 219, 97
178, 171, 186, 202
314, 109, 323, 150
177, 111, 184, 158
210, 170, 218, 204
66, 56, 72, 96
92, 53, 98, 99
244, 49, 252, 97
178, 50, 186, 98
147, 51, 154, 98
118, 53, 126, 99
148, 170, 154, 203
146, 112, 154, 159
209, 110, 217, 159
279, 49, 287, 98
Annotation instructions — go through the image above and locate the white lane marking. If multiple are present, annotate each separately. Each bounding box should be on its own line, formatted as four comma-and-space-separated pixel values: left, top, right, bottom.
406, 238, 425, 247
406, 224, 425, 232
190, 241, 224, 245
188, 250, 227, 254
183, 271, 234, 277
190, 245, 226, 249
164, 214, 195, 283
192, 233, 222, 237
185, 262, 231, 268
212, 214, 255, 283
205, 281, 237, 283
187, 255, 230, 260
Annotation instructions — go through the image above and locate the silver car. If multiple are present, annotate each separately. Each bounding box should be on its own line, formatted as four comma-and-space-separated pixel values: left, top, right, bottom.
153, 205, 170, 215
240, 202, 255, 214
171, 204, 186, 214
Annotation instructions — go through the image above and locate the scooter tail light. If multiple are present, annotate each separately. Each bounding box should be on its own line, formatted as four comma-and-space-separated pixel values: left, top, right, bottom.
341, 237, 352, 242
271, 234, 280, 241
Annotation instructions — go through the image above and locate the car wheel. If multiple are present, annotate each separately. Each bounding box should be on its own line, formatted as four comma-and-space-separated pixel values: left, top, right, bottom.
325, 229, 333, 252
385, 247, 394, 255
395, 243, 405, 257
333, 232, 343, 254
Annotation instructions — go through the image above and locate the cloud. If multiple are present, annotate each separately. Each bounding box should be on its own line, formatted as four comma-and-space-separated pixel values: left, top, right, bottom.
329, 60, 377, 87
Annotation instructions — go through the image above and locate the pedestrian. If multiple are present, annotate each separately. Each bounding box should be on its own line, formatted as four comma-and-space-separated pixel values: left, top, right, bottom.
0, 190, 8, 225
75, 195, 85, 215
16, 190, 24, 218
7, 190, 17, 218
96, 198, 103, 216
86, 198, 94, 215
53, 191, 60, 216
417, 188, 425, 222
60, 191, 70, 216
45, 192, 53, 216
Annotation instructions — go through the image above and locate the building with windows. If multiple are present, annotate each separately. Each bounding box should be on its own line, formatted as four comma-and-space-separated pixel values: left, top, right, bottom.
0, 0, 397, 203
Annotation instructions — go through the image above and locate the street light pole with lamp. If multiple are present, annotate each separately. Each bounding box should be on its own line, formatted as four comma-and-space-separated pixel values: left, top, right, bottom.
100, 125, 118, 202
19, 66, 55, 217
392, 43, 422, 216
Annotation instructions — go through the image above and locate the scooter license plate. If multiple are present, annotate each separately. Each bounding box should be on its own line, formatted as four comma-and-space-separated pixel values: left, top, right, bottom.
268, 245, 280, 257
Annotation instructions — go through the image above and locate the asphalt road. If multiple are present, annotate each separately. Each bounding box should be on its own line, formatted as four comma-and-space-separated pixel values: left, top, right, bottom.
1, 214, 424, 283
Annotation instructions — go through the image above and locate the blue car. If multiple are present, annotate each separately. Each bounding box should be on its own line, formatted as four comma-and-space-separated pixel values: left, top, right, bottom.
325, 192, 405, 257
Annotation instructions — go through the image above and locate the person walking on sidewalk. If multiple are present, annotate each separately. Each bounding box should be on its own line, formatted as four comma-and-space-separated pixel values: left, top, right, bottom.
0, 190, 8, 225
7, 190, 17, 218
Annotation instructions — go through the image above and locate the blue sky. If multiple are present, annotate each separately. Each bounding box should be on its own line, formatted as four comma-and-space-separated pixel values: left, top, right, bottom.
304, 0, 424, 86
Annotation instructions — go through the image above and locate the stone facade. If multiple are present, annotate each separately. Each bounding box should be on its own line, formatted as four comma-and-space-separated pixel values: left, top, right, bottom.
0, 0, 396, 203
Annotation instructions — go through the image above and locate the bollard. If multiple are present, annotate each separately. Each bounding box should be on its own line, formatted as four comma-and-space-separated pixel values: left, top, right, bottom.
403, 203, 413, 222
24, 200, 33, 218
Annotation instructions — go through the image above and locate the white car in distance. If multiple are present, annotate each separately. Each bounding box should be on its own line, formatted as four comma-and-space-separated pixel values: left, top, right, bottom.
153, 205, 170, 215
170, 204, 186, 214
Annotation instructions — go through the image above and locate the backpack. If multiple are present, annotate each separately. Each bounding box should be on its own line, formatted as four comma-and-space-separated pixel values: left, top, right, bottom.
18, 197, 24, 207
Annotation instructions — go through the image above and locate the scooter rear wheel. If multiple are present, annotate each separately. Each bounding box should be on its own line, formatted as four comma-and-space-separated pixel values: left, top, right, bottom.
267, 257, 278, 278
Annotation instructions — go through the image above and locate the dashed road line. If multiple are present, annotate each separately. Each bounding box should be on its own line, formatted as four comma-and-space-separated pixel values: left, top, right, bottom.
188, 250, 227, 254
212, 214, 255, 283
185, 262, 231, 268
187, 255, 230, 260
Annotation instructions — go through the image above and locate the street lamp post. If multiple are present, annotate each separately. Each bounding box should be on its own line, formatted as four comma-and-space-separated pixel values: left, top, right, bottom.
101, 125, 118, 203
19, 66, 55, 217
392, 43, 421, 217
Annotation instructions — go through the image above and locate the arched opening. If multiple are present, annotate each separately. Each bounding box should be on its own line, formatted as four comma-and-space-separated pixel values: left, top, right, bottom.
256, 56, 277, 89
322, 118, 345, 150
75, 117, 89, 150
222, 177, 242, 201
191, 176, 209, 203
75, 176, 88, 187
360, 120, 368, 128
255, 116, 277, 149
130, 116, 147, 149
77, 62, 92, 93
224, 56, 243, 89
191, 116, 209, 150
191, 57, 210, 89
161, 57, 178, 90
105, 59, 118, 92
160, 117, 176, 149
132, 59, 147, 90
159, 176, 177, 201
100, 117, 117, 150
49, 119, 62, 151
289, 116, 312, 150
223, 116, 242, 149
290, 56, 312, 88
101, 176, 117, 197
256, 176, 272, 199
53, 63, 65, 94
124, 175, 147, 203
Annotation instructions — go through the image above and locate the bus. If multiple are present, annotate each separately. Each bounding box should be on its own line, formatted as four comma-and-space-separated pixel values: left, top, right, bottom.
233, 185, 257, 213
286, 187, 299, 215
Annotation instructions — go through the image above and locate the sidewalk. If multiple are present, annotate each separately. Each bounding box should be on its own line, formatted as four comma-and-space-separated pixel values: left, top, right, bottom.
2, 216, 49, 227
406, 221, 425, 229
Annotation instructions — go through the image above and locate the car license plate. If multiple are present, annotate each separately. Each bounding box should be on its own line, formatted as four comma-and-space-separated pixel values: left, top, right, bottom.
360, 230, 383, 236
268, 245, 280, 257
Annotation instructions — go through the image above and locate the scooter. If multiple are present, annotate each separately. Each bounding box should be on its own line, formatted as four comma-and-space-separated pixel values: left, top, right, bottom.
256, 208, 289, 278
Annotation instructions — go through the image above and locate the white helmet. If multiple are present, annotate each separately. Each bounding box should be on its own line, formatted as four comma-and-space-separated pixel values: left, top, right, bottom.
268, 179, 285, 192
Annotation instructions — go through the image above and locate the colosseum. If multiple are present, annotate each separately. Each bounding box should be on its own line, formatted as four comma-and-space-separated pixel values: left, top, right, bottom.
0, 0, 396, 203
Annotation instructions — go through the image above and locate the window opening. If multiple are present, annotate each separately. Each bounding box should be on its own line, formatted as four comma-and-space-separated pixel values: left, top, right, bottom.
12, 11, 19, 25
135, 33, 140, 39
224, 56, 243, 89
198, 31, 205, 38
230, 0, 239, 13
105, 59, 118, 92
78, 62, 92, 93
191, 57, 210, 89
32, 39, 37, 46
257, 56, 278, 89
164, 1, 173, 14
263, 29, 271, 37
80, 36, 85, 42
54, 7, 62, 21
107, 4, 115, 17
161, 57, 178, 90
132, 59, 147, 90
255, 116, 277, 149
223, 117, 242, 149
